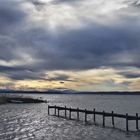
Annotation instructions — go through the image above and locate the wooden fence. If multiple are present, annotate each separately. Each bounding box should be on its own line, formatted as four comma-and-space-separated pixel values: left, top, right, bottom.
48, 105, 140, 131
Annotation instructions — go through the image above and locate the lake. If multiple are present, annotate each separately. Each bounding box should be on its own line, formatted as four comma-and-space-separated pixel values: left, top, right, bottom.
0, 94, 140, 140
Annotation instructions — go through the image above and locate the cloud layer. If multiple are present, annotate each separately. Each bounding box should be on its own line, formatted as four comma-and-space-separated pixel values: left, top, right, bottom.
0, 0, 140, 91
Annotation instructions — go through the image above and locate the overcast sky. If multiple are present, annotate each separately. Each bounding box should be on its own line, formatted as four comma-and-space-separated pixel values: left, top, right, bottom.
0, 0, 140, 91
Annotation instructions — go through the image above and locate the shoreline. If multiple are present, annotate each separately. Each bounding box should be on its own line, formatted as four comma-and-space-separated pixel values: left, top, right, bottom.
0, 94, 47, 105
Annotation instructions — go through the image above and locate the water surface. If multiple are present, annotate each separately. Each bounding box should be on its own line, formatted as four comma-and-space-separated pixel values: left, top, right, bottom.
0, 94, 140, 140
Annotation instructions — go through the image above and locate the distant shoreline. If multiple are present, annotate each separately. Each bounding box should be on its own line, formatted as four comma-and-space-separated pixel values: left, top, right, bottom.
0, 90, 140, 95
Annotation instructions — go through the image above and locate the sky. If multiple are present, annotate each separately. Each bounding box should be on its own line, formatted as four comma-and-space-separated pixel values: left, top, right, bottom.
0, 0, 140, 91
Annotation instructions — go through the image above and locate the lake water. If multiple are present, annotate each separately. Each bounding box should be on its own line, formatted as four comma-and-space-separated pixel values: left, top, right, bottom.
0, 94, 140, 140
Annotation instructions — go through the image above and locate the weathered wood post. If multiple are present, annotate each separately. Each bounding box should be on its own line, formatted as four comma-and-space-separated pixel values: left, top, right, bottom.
126, 113, 129, 131
48, 105, 50, 115
77, 108, 79, 121
64, 106, 67, 118
54, 105, 56, 115
103, 111, 105, 127
93, 108, 96, 123
136, 113, 139, 130
58, 108, 60, 117
69, 108, 71, 119
85, 109, 87, 122
112, 111, 115, 127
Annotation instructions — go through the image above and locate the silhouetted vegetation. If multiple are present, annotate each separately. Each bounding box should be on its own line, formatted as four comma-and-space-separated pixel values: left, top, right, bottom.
0, 94, 47, 104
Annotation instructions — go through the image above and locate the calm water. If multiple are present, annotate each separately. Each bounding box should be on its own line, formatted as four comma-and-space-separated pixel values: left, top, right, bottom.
0, 94, 140, 140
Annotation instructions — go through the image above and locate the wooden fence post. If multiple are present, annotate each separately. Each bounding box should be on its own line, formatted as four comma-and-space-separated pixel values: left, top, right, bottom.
77, 108, 79, 121
103, 111, 105, 127
54, 105, 56, 115
48, 105, 50, 115
136, 113, 139, 130
85, 109, 87, 122
112, 111, 115, 127
126, 113, 129, 131
58, 108, 59, 117
93, 108, 96, 123
69, 108, 71, 119
65, 106, 67, 118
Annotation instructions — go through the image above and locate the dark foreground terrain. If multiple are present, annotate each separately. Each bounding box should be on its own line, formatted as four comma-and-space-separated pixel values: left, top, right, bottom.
0, 94, 47, 104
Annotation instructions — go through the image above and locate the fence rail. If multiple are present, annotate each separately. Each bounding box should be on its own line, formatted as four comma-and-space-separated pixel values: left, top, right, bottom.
48, 105, 139, 131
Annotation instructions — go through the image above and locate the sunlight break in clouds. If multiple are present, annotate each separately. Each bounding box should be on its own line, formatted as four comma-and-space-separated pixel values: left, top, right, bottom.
0, 0, 140, 91
23, 0, 139, 29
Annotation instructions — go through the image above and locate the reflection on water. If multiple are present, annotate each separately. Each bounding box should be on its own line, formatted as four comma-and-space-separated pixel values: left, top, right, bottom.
0, 94, 140, 140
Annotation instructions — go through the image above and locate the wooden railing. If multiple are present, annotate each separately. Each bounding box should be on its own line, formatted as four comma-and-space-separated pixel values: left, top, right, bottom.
48, 105, 140, 131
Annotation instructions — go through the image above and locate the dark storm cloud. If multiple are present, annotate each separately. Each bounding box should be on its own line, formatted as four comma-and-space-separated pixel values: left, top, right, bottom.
0, 65, 46, 80
1, 21, 140, 80
26, 23, 140, 70
0, 36, 19, 61
57, 26, 139, 67
5, 70, 46, 80
119, 72, 140, 79
0, 4, 23, 25
0, 0, 27, 66
0, 66, 23, 72
0, 0, 26, 34
0, 0, 140, 81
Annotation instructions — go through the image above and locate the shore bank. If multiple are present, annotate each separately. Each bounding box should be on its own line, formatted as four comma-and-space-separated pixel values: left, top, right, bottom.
0, 94, 47, 104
